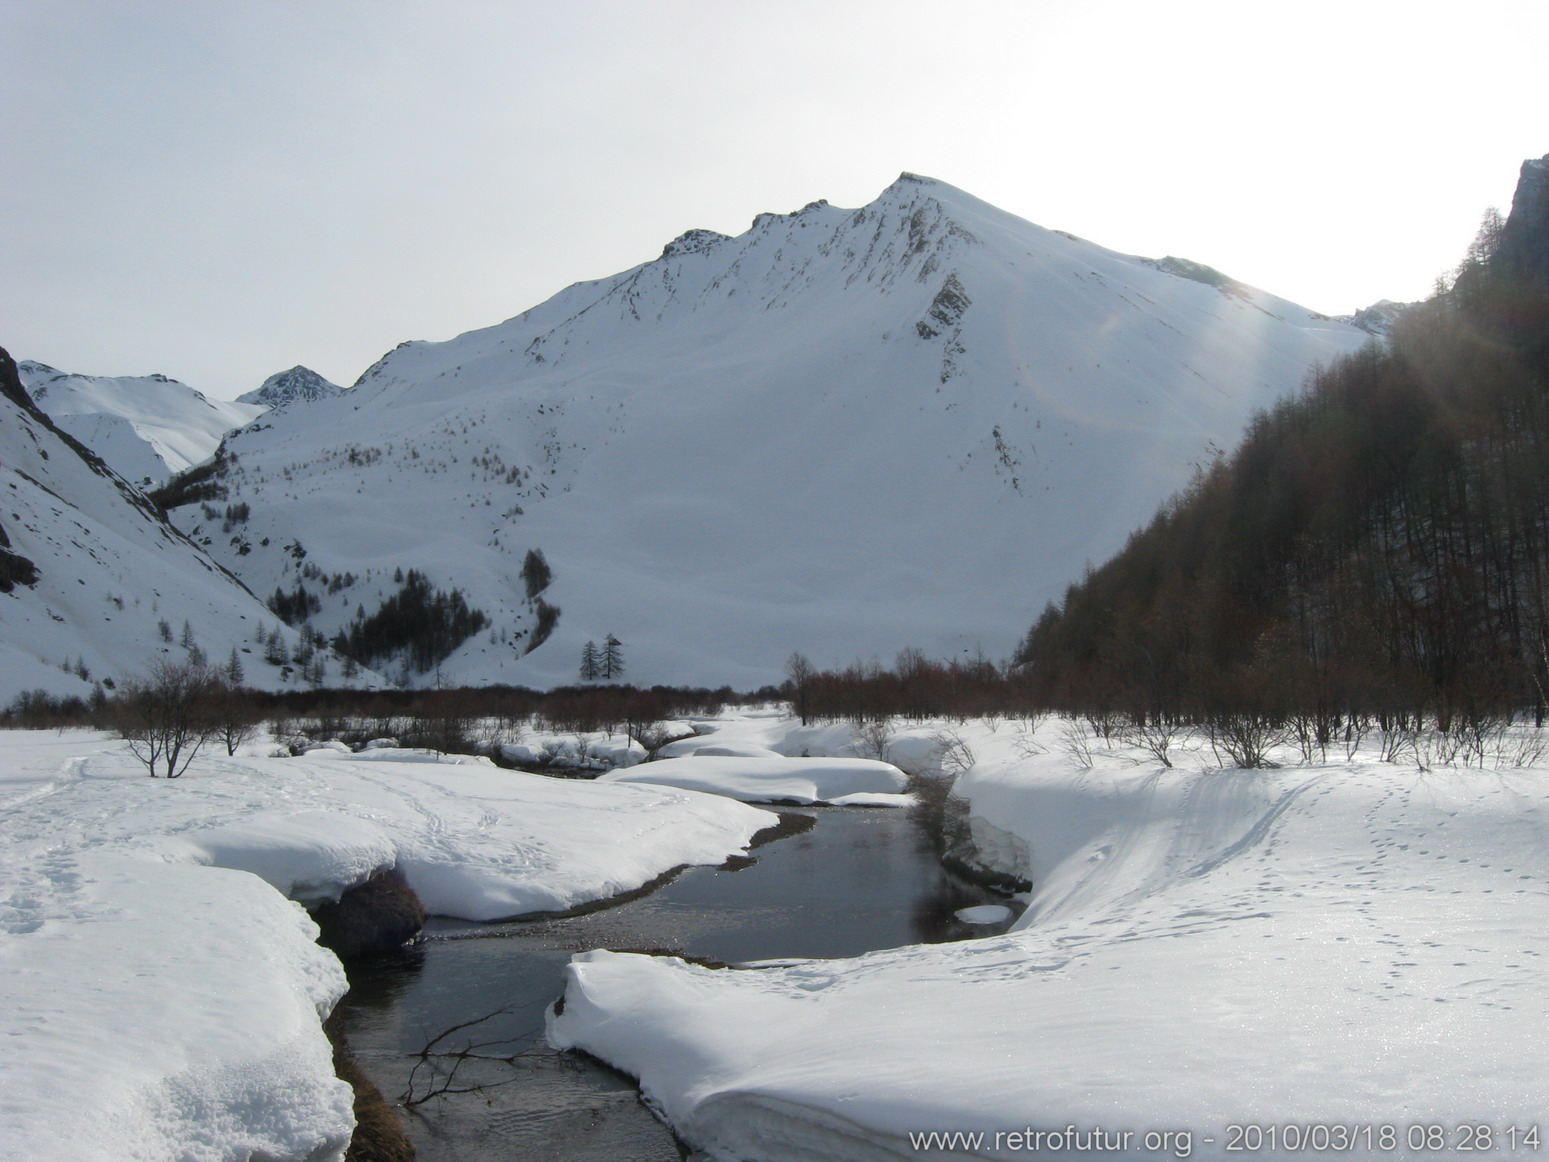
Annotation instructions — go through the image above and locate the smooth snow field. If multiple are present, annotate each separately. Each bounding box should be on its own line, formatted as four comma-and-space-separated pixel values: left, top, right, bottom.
3, 712, 1547, 1162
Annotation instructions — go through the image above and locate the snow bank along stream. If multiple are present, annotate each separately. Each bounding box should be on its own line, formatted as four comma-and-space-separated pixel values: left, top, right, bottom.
0, 729, 773, 1162
553, 726, 1549, 1161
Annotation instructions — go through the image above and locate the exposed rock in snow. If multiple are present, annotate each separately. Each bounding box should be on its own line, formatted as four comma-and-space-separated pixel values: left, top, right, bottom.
1338, 298, 1413, 337
237, 365, 344, 409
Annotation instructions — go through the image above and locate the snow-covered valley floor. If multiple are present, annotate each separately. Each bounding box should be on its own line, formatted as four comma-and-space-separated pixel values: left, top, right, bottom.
3, 713, 1546, 1161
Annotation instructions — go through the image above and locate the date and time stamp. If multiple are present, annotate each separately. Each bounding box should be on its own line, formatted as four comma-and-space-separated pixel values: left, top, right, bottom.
1218, 1122, 1542, 1154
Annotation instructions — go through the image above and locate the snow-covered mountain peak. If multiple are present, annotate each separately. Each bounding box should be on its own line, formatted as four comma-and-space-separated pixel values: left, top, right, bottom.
238, 366, 343, 409
15, 360, 264, 488
171, 174, 1374, 690
660, 229, 731, 260
1340, 298, 1412, 337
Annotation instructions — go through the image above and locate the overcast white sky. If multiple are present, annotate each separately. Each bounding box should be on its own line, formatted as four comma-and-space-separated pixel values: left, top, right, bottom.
4, 0, 1546, 399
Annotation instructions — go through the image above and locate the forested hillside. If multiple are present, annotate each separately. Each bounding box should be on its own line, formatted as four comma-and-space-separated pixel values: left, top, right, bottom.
1017, 155, 1549, 737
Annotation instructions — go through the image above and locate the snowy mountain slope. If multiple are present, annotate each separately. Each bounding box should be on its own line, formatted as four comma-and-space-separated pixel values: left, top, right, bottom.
236, 365, 343, 409
172, 174, 1375, 688
17, 360, 264, 487
0, 348, 359, 705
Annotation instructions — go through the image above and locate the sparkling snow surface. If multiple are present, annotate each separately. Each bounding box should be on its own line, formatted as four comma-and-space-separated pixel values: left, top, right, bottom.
551, 717, 1549, 1161
0, 730, 771, 1162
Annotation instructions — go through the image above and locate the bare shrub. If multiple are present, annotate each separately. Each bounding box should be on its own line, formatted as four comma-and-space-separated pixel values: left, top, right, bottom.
1119, 717, 1182, 768
210, 678, 261, 756
928, 728, 978, 776
1377, 721, 1420, 765
1341, 715, 1371, 761
851, 717, 894, 762
1497, 725, 1549, 768
1204, 713, 1286, 770
113, 659, 222, 777
1056, 717, 1095, 768
1083, 710, 1121, 742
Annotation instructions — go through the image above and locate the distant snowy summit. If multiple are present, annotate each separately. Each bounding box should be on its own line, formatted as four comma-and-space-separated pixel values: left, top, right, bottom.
238, 365, 343, 409
16, 360, 263, 487
1335, 298, 1413, 337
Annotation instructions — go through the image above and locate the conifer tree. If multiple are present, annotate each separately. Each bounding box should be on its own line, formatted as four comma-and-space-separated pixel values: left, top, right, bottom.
601, 633, 624, 680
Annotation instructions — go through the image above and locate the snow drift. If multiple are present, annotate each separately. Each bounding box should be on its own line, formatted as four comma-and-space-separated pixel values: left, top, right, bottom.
596, 754, 911, 805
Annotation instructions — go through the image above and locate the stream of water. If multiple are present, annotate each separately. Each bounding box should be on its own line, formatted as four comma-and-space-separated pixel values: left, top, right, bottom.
334, 802, 1019, 1161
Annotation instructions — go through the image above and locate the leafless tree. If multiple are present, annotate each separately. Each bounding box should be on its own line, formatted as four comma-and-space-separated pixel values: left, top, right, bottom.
209, 675, 261, 757
113, 659, 223, 777
785, 652, 814, 725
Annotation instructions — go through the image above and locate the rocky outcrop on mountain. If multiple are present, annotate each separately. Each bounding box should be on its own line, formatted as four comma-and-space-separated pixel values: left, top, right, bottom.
238, 365, 343, 409
1496, 153, 1549, 290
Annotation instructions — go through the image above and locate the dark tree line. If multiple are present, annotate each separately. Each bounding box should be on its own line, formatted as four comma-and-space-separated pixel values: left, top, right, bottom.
783, 649, 1033, 726
1017, 176, 1549, 735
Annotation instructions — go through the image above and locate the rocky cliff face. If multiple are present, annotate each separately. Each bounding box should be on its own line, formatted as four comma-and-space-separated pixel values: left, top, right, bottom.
1497, 153, 1549, 289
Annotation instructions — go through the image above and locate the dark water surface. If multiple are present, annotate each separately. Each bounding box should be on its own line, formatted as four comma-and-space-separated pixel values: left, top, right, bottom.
334, 803, 1019, 1161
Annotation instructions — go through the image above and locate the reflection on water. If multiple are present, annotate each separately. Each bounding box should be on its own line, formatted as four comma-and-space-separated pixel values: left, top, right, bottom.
335, 803, 1021, 1161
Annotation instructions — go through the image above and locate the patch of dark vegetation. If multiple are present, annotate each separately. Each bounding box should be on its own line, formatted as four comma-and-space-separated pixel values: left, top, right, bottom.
334, 569, 489, 675
525, 597, 560, 654
323, 1011, 417, 1162
1, 687, 93, 728
313, 868, 427, 959
0, 545, 40, 592
267, 581, 321, 625
149, 447, 234, 513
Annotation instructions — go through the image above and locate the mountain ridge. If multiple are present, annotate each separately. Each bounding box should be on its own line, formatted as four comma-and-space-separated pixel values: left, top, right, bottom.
159, 173, 1372, 689
17, 360, 263, 487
